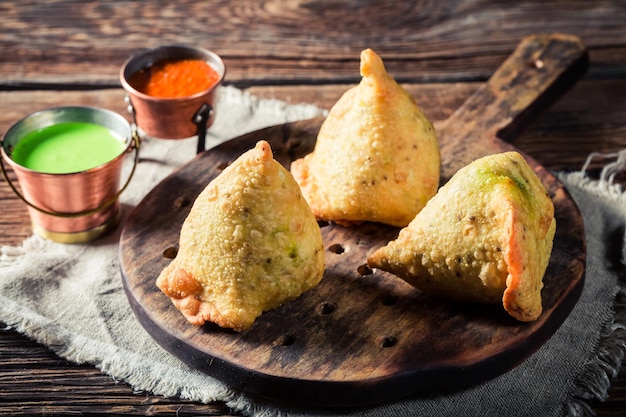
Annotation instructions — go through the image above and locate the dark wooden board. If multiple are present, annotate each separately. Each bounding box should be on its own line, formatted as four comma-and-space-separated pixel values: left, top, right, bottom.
119, 34, 587, 407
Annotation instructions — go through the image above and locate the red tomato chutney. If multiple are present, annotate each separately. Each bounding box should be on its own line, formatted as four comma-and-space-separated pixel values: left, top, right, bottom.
128, 59, 219, 99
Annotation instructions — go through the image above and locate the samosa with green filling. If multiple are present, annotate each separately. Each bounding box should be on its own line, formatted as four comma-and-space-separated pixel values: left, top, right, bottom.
367, 151, 556, 322
157, 140, 325, 331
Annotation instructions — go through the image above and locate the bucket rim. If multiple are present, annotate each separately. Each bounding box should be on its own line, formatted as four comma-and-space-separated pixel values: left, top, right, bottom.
1, 105, 134, 176
119, 44, 226, 103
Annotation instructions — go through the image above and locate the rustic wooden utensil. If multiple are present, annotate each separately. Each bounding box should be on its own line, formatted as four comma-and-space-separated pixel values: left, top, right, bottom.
119, 33, 588, 407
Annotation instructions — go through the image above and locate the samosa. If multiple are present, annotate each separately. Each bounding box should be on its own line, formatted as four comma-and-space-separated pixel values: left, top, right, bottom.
157, 140, 325, 331
291, 48, 440, 227
367, 151, 556, 322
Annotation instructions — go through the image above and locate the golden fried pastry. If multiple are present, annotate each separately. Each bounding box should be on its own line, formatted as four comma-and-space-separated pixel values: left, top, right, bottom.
156, 140, 325, 331
291, 48, 440, 227
367, 151, 556, 322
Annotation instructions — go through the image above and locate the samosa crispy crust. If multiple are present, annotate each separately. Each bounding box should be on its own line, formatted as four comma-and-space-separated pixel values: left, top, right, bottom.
156, 140, 325, 331
291, 48, 440, 227
367, 151, 556, 322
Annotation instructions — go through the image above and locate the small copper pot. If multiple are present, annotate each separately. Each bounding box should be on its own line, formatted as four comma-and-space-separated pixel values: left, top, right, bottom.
0, 106, 139, 243
120, 45, 226, 140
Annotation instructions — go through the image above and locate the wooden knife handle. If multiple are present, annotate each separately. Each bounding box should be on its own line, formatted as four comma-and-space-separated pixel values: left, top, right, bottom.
439, 33, 588, 180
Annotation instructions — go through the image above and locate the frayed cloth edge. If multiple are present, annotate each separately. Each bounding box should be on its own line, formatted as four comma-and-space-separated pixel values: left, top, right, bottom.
563, 290, 626, 417
0, 234, 48, 267
558, 167, 626, 417
0, 295, 283, 417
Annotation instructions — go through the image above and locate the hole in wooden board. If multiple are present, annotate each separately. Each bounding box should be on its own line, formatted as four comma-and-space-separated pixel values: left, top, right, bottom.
357, 264, 373, 276
377, 335, 398, 349
317, 301, 336, 315
272, 334, 295, 347
163, 247, 178, 259
328, 243, 345, 254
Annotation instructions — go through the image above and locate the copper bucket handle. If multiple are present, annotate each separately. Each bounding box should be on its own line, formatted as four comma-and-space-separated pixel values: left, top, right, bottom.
193, 102, 213, 154
0, 131, 141, 218
125, 95, 212, 154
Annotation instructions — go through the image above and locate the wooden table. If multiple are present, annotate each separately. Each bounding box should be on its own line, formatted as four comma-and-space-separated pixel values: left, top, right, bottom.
1, 1, 625, 415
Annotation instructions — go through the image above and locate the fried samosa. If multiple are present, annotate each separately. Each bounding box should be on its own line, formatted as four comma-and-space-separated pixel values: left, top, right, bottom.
367, 151, 556, 322
156, 140, 325, 331
291, 48, 440, 227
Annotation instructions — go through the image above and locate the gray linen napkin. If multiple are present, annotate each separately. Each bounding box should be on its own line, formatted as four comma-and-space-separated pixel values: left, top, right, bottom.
1, 86, 624, 417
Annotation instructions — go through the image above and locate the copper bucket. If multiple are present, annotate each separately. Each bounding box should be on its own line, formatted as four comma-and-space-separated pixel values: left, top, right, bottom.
120, 45, 226, 144
0, 106, 139, 243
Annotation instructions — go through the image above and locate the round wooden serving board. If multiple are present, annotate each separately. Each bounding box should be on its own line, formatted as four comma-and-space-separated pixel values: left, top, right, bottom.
119, 34, 588, 407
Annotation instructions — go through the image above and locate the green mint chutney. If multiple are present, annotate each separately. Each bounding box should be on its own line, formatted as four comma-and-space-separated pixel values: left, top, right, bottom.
11, 122, 127, 174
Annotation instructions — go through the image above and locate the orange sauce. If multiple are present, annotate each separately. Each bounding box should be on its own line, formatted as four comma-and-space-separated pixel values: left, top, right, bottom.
128, 59, 219, 99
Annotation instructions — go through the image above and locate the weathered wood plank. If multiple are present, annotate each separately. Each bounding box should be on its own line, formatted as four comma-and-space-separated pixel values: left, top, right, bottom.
1, 0, 625, 85
0, 328, 236, 415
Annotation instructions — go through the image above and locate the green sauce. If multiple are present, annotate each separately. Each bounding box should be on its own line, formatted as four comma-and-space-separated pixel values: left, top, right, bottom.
11, 122, 126, 174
